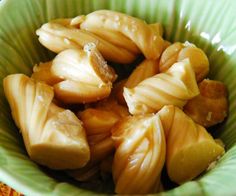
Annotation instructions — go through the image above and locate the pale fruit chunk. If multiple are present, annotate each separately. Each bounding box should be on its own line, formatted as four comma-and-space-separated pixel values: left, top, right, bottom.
80, 10, 165, 60
52, 44, 117, 84
79, 102, 128, 163
123, 59, 199, 115
50, 43, 116, 104
111, 59, 159, 105
36, 19, 136, 64
79, 22, 163, 55
3, 74, 90, 169
68, 107, 122, 182
54, 80, 111, 104
79, 108, 120, 136
184, 79, 228, 127
95, 98, 129, 118
112, 115, 166, 194
125, 59, 159, 88
158, 105, 224, 184
78, 26, 140, 54
31, 61, 62, 85
159, 42, 209, 82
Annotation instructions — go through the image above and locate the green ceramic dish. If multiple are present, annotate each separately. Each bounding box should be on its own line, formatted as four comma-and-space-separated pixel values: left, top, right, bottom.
1, 0, 236, 195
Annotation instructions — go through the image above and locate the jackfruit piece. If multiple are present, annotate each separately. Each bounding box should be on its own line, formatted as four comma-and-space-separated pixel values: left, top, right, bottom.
80, 10, 165, 60
160, 42, 209, 82
184, 79, 228, 127
50, 44, 116, 104
112, 114, 166, 194
79, 108, 120, 135
36, 19, 136, 64
3, 74, 90, 169
54, 80, 111, 104
79, 107, 124, 163
31, 61, 62, 85
158, 105, 224, 184
95, 98, 129, 118
123, 59, 199, 115
125, 59, 159, 88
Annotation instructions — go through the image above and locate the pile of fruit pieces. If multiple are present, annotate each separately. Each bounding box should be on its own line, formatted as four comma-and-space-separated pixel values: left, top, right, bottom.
3, 10, 228, 194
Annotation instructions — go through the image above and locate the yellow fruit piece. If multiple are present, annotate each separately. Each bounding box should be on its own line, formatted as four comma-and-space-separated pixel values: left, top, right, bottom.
3, 74, 90, 169
125, 59, 159, 88
36, 19, 136, 64
124, 59, 199, 115
160, 42, 209, 82
158, 105, 225, 184
80, 10, 165, 60
54, 80, 111, 104
50, 44, 116, 104
79, 108, 121, 163
95, 98, 129, 118
52, 45, 117, 84
112, 59, 159, 106
112, 115, 166, 194
31, 61, 62, 85
184, 79, 228, 127
79, 27, 140, 54
160, 42, 183, 72
79, 108, 120, 135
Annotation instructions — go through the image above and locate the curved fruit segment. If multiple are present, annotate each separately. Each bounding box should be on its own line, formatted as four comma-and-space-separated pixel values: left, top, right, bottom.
112, 59, 159, 105
159, 42, 209, 82
95, 98, 129, 118
53, 80, 111, 104
36, 19, 136, 64
79, 108, 120, 136
67, 101, 127, 182
50, 44, 117, 104
31, 61, 62, 85
184, 79, 228, 127
125, 59, 159, 88
3, 74, 90, 169
79, 100, 129, 163
80, 10, 165, 60
112, 115, 166, 194
124, 59, 199, 115
158, 105, 224, 184
79, 27, 140, 54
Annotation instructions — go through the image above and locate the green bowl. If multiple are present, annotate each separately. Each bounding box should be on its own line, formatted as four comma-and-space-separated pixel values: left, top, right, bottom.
1, 0, 236, 195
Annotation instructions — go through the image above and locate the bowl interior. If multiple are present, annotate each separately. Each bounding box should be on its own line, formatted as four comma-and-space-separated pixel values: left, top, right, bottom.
1, 0, 236, 195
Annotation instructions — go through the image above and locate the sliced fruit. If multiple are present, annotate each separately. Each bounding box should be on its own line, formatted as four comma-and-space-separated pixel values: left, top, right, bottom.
31, 61, 62, 85
123, 59, 199, 115
36, 20, 136, 64
79, 108, 120, 135
158, 105, 225, 184
3, 74, 90, 169
125, 59, 159, 88
184, 79, 228, 127
159, 42, 209, 82
80, 10, 165, 60
112, 114, 166, 194
50, 43, 116, 104
53, 80, 111, 104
